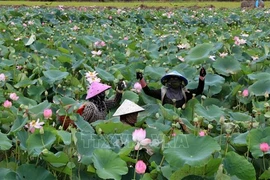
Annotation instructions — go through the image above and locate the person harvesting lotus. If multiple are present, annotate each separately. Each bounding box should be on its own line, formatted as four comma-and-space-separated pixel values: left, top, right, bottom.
136, 67, 206, 109
136, 67, 206, 133
58, 71, 126, 128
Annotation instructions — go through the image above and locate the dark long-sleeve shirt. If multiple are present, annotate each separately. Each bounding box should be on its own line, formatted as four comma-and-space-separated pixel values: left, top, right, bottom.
142, 79, 204, 108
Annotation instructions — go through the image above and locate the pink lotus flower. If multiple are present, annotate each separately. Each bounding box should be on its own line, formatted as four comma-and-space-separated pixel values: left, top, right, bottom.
199, 130, 205, 137
43, 109, 52, 119
219, 52, 228, 58
123, 37, 129, 40
3, 100, 12, 108
133, 82, 142, 93
132, 128, 151, 150
0, 73, 6, 81
260, 143, 270, 152
135, 160, 147, 174
25, 119, 44, 133
242, 89, 249, 97
10, 93, 19, 101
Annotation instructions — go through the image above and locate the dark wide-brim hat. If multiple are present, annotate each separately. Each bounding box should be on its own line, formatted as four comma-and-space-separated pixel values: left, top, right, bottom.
161, 71, 188, 86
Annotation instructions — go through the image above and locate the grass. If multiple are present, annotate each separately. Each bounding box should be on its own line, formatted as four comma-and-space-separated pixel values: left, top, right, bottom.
0, 1, 269, 9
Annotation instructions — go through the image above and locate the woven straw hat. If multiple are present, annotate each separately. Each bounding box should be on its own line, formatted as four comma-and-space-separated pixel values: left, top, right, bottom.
161, 71, 188, 86
113, 99, 144, 116
86, 82, 111, 99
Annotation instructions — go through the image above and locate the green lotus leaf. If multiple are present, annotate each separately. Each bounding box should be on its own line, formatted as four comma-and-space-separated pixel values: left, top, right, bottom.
0, 132, 12, 151
93, 121, 131, 134
248, 79, 270, 96
195, 104, 225, 121
247, 72, 270, 81
57, 130, 71, 145
92, 149, 128, 180
16, 131, 28, 151
121, 90, 139, 104
9, 115, 28, 133
16, 164, 56, 180
27, 130, 56, 156
41, 150, 73, 175
144, 66, 166, 81
0, 168, 12, 179
259, 169, 270, 180
74, 115, 95, 133
185, 43, 213, 64
212, 56, 241, 76
95, 67, 115, 82
25, 34, 36, 46
204, 73, 225, 87
247, 127, 270, 158
223, 151, 256, 180
228, 111, 252, 121
75, 132, 110, 165
43, 70, 69, 84
14, 79, 37, 88
28, 100, 50, 118
57, 55, 72, 63
163, 134, 221, 168
170, 157, 222, 180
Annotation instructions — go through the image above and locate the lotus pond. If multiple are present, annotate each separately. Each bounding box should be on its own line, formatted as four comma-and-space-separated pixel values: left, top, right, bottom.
0, 5, 270, 180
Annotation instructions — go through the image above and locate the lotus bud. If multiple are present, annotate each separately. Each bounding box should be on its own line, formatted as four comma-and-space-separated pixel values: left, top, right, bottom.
40, 128, 44, 134
265, 92, 269, 98
192, 93, 196, 98
219, 115, 225, 124
97, 128, 103, 134
45, 91, 48, 96
182, 103, 186, 109
155, 113, 160, 119
238, 91, 242, 95
201, 95, 206, 100
58, 84, 62, 88
193, 117, 199, 122
208, 124, 213, 130
41, 148, 49, 155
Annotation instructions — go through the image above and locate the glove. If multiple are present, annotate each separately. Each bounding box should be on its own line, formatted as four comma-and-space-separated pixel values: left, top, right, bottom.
199, 67, 206, 77
117, 80, 126, 91
136, 72, 143, 80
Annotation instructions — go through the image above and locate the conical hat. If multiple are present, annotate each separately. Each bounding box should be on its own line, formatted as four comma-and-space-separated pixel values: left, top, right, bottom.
161, 70, 188, 86
86, 82, 111, 99
113, 99, 145, 116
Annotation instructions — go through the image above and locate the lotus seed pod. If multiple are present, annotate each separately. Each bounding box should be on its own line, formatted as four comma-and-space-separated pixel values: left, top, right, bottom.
264, 103, 269, 108
182, 103, 186, 109
265, 92, 269, 98
252, 122, 259, 128
193, 117, 199, 122
45, 91, 48, 96
208, 124, 213, 129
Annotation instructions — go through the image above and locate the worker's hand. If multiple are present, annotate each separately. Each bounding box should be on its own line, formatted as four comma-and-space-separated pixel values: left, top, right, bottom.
136, 72, 143, 80
199, 67, 206, 77
117, 80, 126, 91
